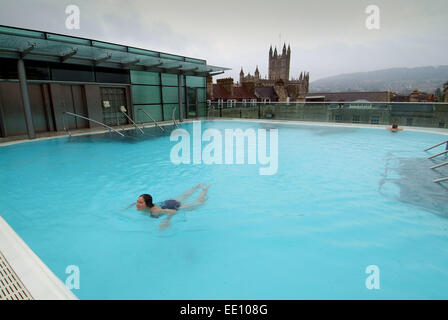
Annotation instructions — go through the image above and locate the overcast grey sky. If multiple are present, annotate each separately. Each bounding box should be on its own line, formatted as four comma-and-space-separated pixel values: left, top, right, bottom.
0, 0, 447, 81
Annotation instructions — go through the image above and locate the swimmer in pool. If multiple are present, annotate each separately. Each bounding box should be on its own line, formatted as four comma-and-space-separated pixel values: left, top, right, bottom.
136, 184, 210, 230
387, 123, 403, 132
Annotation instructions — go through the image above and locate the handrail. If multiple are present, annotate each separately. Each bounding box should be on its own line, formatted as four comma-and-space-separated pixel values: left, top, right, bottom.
119, 107, 144, 134
428, 150, 448, 159
172, 107, 179, 128
424, 139, 448, 151
431, 161, 448, 169
63, 112, 124, 137
137, 109, 165, 132
434, 177, 448, 183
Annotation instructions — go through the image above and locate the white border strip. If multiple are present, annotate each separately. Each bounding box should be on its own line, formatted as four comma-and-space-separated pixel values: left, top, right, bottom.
201, 118, 448, 136
1, 119, 447, 147
0, 217, 78, 300
0, 120, 192, 147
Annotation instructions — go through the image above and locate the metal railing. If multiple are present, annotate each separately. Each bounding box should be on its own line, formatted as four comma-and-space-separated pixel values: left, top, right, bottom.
63, 111, 125, 137
428, 150, 448, 159
425, 139, 448, 183
119, 106, 144, 134
172, 107, 179, 128
206, 101, 448, 128
137, 109, 165, 132
424, 139, 448, 152
431, 161, 448, 169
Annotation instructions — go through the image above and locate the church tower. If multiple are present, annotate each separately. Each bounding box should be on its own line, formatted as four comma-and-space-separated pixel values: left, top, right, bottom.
239, 67, 244, 84
268, 43, 290, 81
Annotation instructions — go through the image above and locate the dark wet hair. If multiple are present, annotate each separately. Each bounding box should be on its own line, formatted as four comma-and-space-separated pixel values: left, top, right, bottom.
139, 194, 154, 208
392, 123, 398, 129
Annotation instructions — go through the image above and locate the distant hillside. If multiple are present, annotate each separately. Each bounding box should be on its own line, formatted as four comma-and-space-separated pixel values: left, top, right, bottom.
309, 66, 448, 94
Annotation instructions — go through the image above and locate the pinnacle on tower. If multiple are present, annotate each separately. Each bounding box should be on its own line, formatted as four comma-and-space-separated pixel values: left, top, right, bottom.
274, 47, 278, 57
287, 44, 291, 55
282, 43, 286, 55
269, 45, 273, 57
240, 67, 244, 75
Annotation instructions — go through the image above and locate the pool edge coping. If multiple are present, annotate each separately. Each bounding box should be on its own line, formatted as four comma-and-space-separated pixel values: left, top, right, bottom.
0, 216, 78, 300
2, 118, 447, 147
203, 118, 448, 135
0, 120, 194, 147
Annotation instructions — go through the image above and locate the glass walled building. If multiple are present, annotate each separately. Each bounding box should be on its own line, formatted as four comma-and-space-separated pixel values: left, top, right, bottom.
0, 25, 229, 139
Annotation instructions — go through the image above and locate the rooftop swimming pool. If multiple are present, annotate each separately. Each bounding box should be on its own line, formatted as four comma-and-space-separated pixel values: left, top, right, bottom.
1, 120, 448, 299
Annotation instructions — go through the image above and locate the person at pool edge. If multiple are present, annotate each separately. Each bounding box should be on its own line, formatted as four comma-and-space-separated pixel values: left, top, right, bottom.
136, 184, 210, 230
387, 123, 403, 132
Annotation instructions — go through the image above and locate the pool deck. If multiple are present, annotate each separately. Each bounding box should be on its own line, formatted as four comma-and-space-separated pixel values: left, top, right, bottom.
0, 217, 77, 300
0, 117, 447, 299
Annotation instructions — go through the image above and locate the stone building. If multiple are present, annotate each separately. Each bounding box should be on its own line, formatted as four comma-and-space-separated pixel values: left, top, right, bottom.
409, 89, 435, 102
206, 77, 257, 105
238, 44, 309, 102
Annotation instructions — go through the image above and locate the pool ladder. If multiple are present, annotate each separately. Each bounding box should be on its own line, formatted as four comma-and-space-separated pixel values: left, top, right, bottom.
63, 112, 125, 137
120, 106, 144, 134
172, 107, 179, 128
137, 109, 165, 132
424, 139, 448, 183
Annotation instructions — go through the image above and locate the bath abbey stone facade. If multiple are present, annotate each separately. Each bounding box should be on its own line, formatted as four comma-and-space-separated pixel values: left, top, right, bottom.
239, 44, 310, 102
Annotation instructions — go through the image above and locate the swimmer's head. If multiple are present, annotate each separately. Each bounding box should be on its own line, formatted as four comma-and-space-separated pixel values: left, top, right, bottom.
137, 194, 154, 210
392, 123, 398, 129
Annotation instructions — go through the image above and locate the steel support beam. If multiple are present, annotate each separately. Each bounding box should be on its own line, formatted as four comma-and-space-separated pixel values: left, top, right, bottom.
17, 59, 35, 139
178, 74, 183, 122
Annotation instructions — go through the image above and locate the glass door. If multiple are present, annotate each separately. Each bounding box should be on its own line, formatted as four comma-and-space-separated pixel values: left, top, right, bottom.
100, 87, 128, 126
187, 87, 197, 118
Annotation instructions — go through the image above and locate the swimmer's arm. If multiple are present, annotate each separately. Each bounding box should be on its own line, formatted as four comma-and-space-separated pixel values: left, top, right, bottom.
121, 202, 136, 212
159, 211, 177, 231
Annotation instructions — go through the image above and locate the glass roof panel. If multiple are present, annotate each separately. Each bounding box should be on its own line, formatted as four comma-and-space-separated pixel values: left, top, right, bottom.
0, 26, 45, 39
0, 26, 230, 74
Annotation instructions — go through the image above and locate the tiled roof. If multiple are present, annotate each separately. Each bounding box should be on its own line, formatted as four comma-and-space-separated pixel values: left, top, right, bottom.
212, 84, 257, 100
213, 84, 231, 99
233, 87, 257, 99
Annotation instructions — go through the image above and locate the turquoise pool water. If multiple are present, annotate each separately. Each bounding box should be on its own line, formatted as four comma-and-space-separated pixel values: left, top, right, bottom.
1, 120, 448, 299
